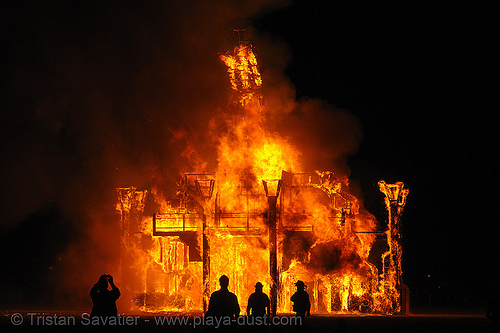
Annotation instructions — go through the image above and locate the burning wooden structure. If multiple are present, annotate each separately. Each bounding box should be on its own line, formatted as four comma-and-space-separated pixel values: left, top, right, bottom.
116, 35, 409, 315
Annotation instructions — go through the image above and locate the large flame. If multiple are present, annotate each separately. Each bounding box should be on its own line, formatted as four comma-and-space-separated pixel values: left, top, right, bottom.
220, 44, 263, 106
116, 41, 408, 315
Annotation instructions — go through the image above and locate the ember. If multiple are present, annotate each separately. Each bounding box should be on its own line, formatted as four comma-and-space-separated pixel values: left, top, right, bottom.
116, 34, 408, 315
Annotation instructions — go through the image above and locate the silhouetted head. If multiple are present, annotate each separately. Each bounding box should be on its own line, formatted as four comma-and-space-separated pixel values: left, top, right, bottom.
255, 282, 263, 292
97, 275, 109, 290
295, 280, 305, 290
219, 275, 229, 288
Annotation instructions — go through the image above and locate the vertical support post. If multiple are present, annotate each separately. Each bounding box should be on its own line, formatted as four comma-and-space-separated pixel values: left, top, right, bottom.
388, 204, 402, 286
268, 196, 278, 317
152, 213, 157, 235
246, 185, 250, 231
202, 213, 210, 313
378, 180, 409, 314
215, 193, 220, 227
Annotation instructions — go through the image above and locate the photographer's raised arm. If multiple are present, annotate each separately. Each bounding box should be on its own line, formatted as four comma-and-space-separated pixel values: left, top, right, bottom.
108, 275, 121, 299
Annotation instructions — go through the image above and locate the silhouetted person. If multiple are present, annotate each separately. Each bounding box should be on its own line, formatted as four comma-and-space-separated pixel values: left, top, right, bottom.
247, 282, 270, 317
206, 275, 240, 331
291, 280, 310, 319
90, 274, 120, 318
486, 292, 500, 333
291, 281, 310, 333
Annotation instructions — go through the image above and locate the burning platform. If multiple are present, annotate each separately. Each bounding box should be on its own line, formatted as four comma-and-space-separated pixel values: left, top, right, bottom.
116, 35, 409, 316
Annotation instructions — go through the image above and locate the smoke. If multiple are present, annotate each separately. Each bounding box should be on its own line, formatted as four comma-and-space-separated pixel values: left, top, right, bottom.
249, 32, 363, 175
1, 0, 364, 308
307, 240, 363, 274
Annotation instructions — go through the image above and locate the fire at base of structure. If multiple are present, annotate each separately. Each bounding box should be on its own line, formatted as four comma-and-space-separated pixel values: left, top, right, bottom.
116, 174, 408, 315
116, 36, 409, 315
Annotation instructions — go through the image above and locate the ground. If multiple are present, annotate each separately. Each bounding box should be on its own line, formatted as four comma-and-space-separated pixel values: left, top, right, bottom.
0, 311, 491, 333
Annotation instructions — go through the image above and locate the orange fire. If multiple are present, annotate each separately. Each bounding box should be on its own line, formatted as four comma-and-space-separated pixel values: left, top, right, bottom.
116, 40, 408, 315
220, 43, 262, 106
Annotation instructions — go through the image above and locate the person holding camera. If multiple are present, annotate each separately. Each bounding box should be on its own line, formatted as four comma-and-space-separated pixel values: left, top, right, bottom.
90, 274, 121, 317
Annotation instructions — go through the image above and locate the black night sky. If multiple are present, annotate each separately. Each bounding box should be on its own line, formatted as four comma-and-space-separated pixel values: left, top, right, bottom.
256, 2, 498, 309
1, 0, 497, 311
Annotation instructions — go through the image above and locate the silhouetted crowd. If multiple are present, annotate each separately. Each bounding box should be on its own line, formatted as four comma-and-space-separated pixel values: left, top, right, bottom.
204, 275, 311, 332
89, 273, 312, 331
90, 273, 500, 332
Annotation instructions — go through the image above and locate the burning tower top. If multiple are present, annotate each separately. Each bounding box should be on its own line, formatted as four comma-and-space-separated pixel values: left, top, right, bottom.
219, 33, 262, 106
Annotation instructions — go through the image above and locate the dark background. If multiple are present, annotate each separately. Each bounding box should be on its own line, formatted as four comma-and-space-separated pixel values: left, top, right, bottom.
1, 0, 497, 311
255, 1, 498, 310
